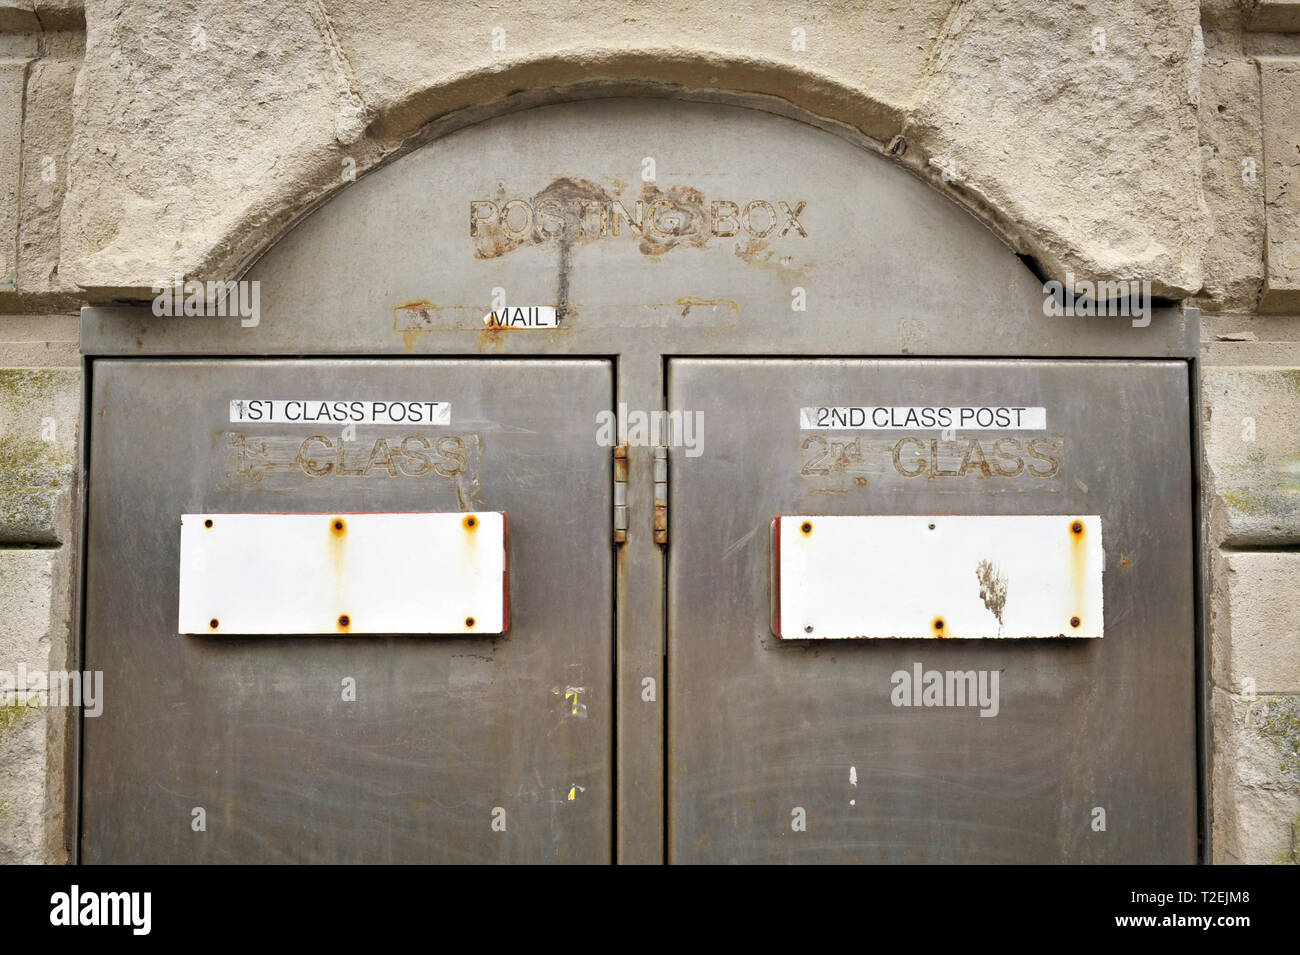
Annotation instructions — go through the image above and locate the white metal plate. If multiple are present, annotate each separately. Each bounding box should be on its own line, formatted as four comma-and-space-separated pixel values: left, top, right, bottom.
774, 515, 1102, 639
179, 512, 507, 635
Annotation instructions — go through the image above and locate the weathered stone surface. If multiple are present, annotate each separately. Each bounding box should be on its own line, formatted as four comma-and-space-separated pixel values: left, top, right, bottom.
1249, 0, 1300, 33
0, 549, 59, 863
33, 1, 84, 30
0, 313, 78, 366
60, 0, 1209, 299
0, 696, 47, 863
1203, 367, 1300, 545
0, 3, 38, 34
1219, 553, 1300, 694
1260, 58, 1300, 312
16, 36, 82, 295
0, 57, 27, 293
1194, 27, 1266, 311
0, 368, 78, 544
1212, 688, 1300, 863
905, 0, 1206, 299
0, 550, 53, 672
61, 0, 376, 297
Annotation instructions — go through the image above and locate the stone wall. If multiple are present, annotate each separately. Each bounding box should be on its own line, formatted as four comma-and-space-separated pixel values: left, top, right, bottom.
1, 0, 1297, 863
0, 1, 82, 864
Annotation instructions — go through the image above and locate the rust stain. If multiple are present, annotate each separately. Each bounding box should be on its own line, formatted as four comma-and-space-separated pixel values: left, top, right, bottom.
462, 514, 478, 532
470, 177, 722, 261
472, 177, 610, 260
1070, 517, 1087, 629
636, 182, 710, 256
800, 520, 813, 535
1118, 553, 1132, 572
332, 516, 351, 630
329, 516, 347, 582
932, 617, 947, 637
393, 297, 577, 351
675, 296, 740, 317
735, 236, 769, 265
395, 298, 434, 312
734, 236, 811, 284
470, 180, 526, 259
392, 299, 441, 353
477, 322, 507, 350
653, 502, 668, 544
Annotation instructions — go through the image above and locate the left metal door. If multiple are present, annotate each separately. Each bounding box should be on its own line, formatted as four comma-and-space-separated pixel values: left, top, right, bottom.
81, 358, 614, 863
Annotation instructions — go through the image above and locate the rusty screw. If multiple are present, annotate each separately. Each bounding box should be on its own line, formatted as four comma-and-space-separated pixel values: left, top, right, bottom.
465, 616, 476, 628
1070, 616, 1081, 628
933, 618, 945, 632
464, 515, 477, 530
204, 518, 213, 529
1071, 521, 1083, 535
338, 614, 350, 627
333, 519, 345, 532
208, 618, 219, 630
800, 521, 813, 535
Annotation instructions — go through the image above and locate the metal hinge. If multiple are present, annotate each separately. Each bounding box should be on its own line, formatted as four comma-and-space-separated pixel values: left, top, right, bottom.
653, 446, 668, 545
613, 445, 628, 544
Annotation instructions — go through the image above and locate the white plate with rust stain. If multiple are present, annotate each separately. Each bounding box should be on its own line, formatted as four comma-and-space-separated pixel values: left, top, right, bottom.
178, 512, 507, 635
773, 514, 1102, 639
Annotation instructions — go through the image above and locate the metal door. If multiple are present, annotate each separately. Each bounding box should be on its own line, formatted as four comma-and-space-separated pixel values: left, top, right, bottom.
82, 358, 613, 863
666, 358, 1196, 863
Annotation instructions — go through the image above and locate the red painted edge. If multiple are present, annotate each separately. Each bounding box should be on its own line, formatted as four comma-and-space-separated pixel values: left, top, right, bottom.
501, 512, 510, 634
772, 515, 781, 639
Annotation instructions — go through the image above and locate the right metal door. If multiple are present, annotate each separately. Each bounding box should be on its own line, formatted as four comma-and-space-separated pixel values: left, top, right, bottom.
666, 358, 1197, 863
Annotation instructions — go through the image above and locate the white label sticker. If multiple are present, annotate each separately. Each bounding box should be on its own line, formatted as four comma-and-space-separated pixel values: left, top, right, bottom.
229, 400, 451, 426
484, 306, 559, 328
799, 406, 1046, 431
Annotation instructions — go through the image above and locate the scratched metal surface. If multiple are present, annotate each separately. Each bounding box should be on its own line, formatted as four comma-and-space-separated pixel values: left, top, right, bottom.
667, 359, 1195, 863
82, 359, 613, 863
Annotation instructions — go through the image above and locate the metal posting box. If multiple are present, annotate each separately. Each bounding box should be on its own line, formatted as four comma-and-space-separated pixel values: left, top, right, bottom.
79, 98, 1201, 864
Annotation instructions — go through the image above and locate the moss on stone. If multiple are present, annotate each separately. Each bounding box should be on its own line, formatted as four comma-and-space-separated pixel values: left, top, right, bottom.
1220, 488, 1269, 515
1257, 696, 1300, 779
0, 436, 74, 533
0, 699, 34, 735
0, 369, 70, 403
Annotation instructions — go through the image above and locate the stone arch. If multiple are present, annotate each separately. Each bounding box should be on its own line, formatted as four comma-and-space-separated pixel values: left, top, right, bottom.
233, 59, 1041, 285
63, 34, 1204, 299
